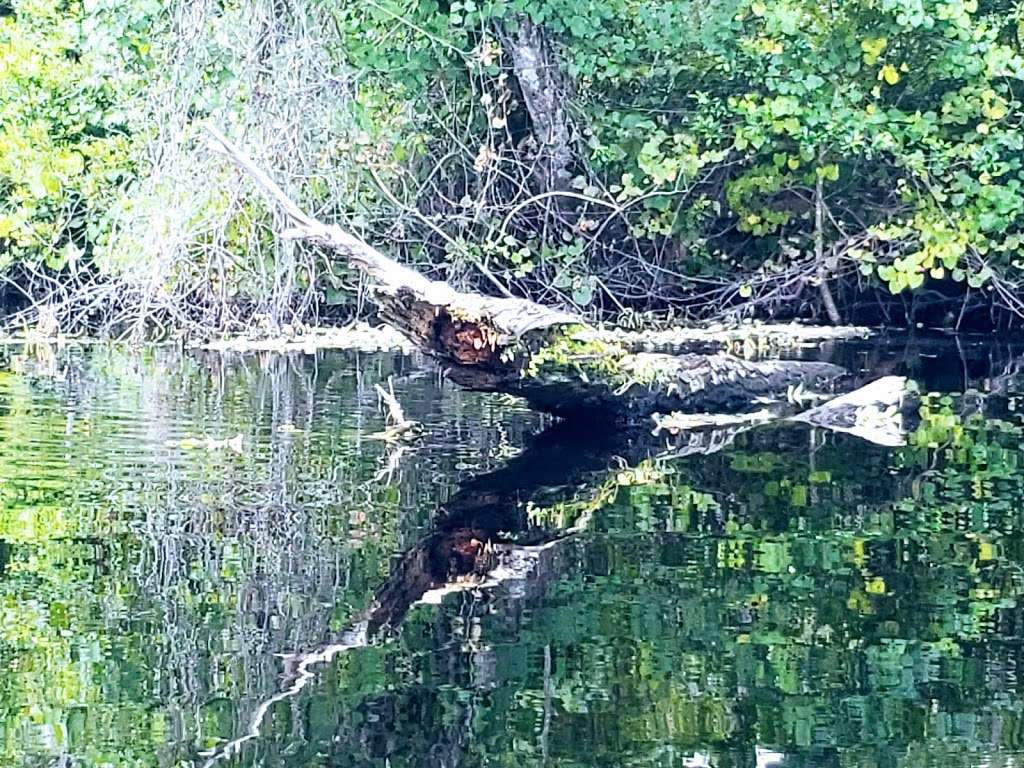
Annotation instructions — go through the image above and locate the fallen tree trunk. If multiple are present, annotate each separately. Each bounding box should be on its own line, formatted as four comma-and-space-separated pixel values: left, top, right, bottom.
207, 127, 849, 423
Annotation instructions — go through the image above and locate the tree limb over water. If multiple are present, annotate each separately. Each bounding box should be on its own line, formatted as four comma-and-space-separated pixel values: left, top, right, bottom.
206, 126, 875, 424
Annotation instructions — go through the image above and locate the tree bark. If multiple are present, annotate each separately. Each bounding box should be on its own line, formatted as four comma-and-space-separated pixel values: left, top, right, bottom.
500, 16, 576, 195
207, 126, 850, 424
815, 170, 843, 325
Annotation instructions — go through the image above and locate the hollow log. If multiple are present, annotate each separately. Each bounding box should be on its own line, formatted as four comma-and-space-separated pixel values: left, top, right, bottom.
207, 127, 848, 423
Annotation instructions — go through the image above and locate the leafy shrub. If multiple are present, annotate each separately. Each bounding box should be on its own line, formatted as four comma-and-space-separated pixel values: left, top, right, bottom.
5, 0, 1024, 329
0, 0, 154, 273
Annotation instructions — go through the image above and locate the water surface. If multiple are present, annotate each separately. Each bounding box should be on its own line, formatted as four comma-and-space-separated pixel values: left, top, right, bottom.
2, 337, 1024, 768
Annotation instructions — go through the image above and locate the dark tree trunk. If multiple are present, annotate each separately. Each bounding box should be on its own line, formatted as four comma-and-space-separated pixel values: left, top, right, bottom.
500, 15, 576, 195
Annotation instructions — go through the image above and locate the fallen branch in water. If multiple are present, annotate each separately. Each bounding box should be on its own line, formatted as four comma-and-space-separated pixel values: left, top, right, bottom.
206, 125, 854, 423
790, 375, 917, 447
372, 378, 422, 442
196, 371, 919, 767
652, 376, 917, 447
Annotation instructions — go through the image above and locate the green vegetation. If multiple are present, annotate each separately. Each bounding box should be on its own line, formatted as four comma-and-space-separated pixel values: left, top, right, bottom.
2, 0, 1024, 331
0, 0, 149, 270
0, 346, 537, 765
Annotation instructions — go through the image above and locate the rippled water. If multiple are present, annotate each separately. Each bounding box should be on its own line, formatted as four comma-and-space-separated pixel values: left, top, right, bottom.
2, 336, 1024, 768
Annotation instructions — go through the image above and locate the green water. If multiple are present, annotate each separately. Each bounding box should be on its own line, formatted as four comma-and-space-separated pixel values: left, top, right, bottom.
2, 339, 1024, 768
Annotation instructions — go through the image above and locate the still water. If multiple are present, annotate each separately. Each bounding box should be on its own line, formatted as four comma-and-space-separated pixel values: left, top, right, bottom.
1, 336, 1024, 768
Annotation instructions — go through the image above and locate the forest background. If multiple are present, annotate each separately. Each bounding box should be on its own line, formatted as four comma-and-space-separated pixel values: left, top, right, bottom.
3, 0, 1024, 336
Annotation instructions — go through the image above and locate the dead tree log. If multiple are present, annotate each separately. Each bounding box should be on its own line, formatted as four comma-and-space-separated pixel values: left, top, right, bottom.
207, 126, 847, 423
791, 375, 918, 446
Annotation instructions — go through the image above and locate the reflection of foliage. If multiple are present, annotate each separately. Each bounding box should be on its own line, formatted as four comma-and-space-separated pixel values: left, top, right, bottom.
0, 347, 534, 766
4, 348, 1024, 768
344, 405, 1024, 768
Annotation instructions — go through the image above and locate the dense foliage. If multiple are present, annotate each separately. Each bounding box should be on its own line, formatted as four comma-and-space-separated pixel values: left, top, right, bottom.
0, 0, 148, 270
2, 0, 1024, 332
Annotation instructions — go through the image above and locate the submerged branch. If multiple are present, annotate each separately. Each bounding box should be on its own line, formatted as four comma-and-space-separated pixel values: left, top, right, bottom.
372, 378, 422, 441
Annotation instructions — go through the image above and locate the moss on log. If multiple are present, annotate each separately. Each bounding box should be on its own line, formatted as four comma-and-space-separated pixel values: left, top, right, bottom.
440, 324, 845, 420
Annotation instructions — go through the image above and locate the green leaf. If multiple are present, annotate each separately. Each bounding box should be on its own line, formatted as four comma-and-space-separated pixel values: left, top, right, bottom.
572, 281, 594, 306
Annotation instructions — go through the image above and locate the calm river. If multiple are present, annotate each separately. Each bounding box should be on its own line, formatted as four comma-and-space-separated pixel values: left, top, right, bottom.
2, 335, 1024, 768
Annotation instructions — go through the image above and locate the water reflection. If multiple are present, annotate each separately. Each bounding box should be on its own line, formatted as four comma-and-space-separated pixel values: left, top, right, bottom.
1, 339, 1024, 768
